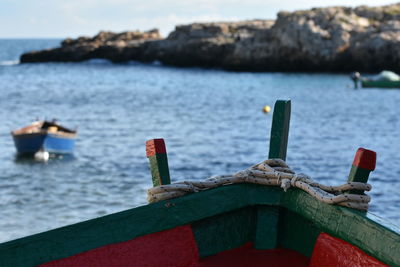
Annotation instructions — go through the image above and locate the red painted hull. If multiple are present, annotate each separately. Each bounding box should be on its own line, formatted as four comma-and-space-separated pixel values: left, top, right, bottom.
310, 233, 388, 267
40, 224, 386, 267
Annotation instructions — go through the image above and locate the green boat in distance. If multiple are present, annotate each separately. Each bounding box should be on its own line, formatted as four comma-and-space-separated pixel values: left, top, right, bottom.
352, 70, 400, 88
0, 100, 398, 267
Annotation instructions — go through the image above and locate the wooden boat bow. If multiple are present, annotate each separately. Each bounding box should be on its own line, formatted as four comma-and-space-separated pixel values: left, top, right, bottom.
0, 100, 398, 267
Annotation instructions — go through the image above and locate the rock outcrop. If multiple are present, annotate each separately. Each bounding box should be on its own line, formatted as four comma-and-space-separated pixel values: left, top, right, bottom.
20, 3, 400, 72
21, 29, 162, 63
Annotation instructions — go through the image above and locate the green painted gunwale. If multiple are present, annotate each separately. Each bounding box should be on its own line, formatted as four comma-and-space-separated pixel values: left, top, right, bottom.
361, 79, 400, 88
0, 184, 398, 267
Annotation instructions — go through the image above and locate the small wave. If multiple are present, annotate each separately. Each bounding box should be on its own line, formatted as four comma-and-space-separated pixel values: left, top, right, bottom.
0, 60, 19, 66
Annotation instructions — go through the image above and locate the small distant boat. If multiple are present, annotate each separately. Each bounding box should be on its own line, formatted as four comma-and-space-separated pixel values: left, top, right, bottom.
351, 70, 400, 88
11, 120, 77, 156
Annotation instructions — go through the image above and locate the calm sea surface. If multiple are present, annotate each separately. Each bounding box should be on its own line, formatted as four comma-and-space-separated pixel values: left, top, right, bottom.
0, 39, 399, 242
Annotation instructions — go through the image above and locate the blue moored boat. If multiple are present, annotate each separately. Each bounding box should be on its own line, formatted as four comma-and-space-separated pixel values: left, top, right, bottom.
11, 120, 77, 155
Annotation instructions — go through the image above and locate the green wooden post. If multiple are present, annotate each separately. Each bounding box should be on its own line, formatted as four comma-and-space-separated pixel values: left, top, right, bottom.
268, 100, 291, 160
146, 138, 171, 187
256, 100, 291, 250
347, 148, 376, 194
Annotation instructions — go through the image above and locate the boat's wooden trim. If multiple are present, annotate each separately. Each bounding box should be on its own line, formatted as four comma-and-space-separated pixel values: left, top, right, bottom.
11, 121, 77, 138
11, 122, 43, 136
11, 132, 46, 138
0, 184, 398, 267
12, 131, 77, 143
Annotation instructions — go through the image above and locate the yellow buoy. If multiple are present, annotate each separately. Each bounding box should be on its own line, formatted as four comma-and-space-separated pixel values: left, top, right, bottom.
262, 105, 271, 114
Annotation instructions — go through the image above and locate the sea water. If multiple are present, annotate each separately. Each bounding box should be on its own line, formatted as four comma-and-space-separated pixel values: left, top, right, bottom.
0, 39, 399, 242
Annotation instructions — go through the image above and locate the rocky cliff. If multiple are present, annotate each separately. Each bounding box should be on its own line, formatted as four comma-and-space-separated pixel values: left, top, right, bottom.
20, 3, 400, 72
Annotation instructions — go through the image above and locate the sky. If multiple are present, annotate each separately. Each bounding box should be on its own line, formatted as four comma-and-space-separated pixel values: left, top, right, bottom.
0, 0, 397, 38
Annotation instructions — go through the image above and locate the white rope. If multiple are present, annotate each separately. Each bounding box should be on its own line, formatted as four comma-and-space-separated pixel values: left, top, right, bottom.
147, 159, 372, 211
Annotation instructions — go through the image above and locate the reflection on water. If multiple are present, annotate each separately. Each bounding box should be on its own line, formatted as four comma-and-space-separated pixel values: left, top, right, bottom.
14, 153, 75, 164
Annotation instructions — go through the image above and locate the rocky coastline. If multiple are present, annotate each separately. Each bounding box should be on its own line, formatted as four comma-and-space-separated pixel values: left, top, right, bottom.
21, 3, 400, 72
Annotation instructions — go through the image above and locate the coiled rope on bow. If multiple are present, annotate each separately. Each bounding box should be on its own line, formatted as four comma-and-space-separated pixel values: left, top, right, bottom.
147, 159, 372, 211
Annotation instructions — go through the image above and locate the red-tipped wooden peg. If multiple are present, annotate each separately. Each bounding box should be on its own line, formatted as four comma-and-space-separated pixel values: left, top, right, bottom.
146, 139, 167, 157
352, 148, 376, 171
146, 139, 171, 187
347, 148, 377, 195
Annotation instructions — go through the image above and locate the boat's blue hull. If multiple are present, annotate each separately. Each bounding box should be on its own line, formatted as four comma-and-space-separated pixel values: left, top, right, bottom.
13, 133, 75, 155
